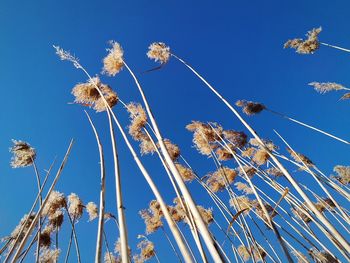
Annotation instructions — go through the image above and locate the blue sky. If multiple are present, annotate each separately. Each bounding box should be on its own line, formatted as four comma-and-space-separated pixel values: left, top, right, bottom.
1, 0, 350, 261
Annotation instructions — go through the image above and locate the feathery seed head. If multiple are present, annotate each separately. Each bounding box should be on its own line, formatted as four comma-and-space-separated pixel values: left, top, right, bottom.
104, 252, 120, 263
147, 42, 170, 64
86, 202, 98, 221
72, 77, 118, 112
309, 82, 346, 94
175, 163, 195, 182
235, 182, 254, 195
43, 191, 67, 217
236, 100, 266, 115
39, 248, 60, 263
68, 193, 84, 219
223, 130, 248, 149
206, 167, 237, 192
284, 27, 322, 54
332, 165, 350, 185
53, 45, 80, 68
287, 148, 314, 167
103, 41, 124, 76
10, 140, 36, 168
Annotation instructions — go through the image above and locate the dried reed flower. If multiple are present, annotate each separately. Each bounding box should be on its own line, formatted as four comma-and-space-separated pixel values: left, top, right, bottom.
72, 77, 118, 112
149, 200, 162, 217
249, 138, 278, 151
287, 148, 314, 167
332, 165, 350, 185
10, 140, 36, 168
309, 82, 347, 94
39, 248, 60, 263
292, 251, 308, 263
137, 239, 156, 261
48, 210, 64, 228
216, 146, 234, 161
68, 193, 84, 219
53, 45, 80, 68
235, 182, 254, 195
238, 166, 257, 178
223, 130, 248, 149
237, 245, 250, 262
197, 206, 213, 225
230, 196, 255, 214
86, 202, 98, 221
340, 93, 350, 100
147, 42, 170, 64
252, 149, 270, 166
139, 137, 156, 155
284, 27, 322, 54
206, 167, 237, 192
7, 213, 36, 249
127, 102, 148, 140
39, 226, 53, 247
159, 139, 180, 161
175, 163, 195, 182
43, 191, 67, 216
114, 238, 131, 257
103, 41, 124, 76
266, 167, 284, 177
140, 204, 163, 234
242, 147, 256, 158
186, 121, 223, 156
236, 100, 266, 115
104, 252, 120, 263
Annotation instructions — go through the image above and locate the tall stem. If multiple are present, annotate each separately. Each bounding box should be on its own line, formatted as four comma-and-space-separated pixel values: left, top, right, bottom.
106, 108, 129, 262
123, 61, 224, 262
85, 112, 106, 263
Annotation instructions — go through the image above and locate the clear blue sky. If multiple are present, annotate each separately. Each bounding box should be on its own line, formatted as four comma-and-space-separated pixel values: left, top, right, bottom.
1, 0, 350, 261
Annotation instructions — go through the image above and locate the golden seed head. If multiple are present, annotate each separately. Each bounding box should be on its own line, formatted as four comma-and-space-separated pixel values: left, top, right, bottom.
10, 140, 36, 168
284, 27, 322, 54
103, 41, 124, 76
8, 213, 36, 249
175, 163, 195, 182
186, 121, 223, 156
147, 42, 170, 64
287, 148, 314, 167
39, 248, 60, 263
197, 206, 214, 225
68, 193, 84, 219
43, 191, 67, 217
223, 130, 248, 149
72, 77, 118, 112
104, 252, 120, 263
137, 239, 156, 260
235, 182, 254, 195
309, 82, 346, 94
236, 100, 266, 115
206, 167, 237, 192
159, 139, 180, 161
265, 167, 283, 177
86, 202, 98, 221
332, 165, 350, 185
